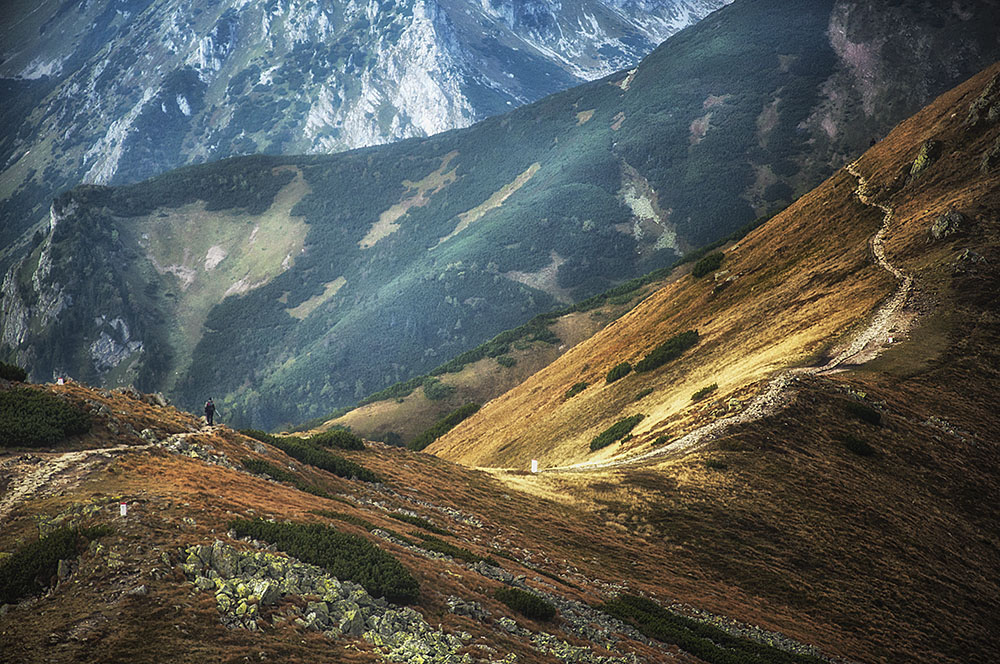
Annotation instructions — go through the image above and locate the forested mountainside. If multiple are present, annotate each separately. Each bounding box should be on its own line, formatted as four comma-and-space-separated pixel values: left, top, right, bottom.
3, 0, 999, 430
0, 0, 730, 259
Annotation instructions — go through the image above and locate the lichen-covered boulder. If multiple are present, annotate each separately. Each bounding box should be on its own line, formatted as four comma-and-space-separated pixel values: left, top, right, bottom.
930, 209, 968, 240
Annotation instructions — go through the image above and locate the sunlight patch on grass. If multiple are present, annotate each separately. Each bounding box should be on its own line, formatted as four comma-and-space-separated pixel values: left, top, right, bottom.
435, 162, 540, 247
286, 277, 346, 320
359, 151, 459, 249
136, 167, 310, 383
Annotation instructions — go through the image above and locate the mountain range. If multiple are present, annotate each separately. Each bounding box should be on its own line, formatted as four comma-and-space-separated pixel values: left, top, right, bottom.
3, 0, 1000, 432
0, 0, 729, 257
1, 55, 998, 663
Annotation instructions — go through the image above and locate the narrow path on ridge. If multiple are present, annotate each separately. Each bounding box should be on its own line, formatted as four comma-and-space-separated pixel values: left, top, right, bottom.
0, 423, 226, 523
539, 161, 916, 474
0, 444, 154, 523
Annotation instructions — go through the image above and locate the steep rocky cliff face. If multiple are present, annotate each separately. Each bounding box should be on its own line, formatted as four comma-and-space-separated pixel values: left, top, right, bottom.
0, 0, 729, 255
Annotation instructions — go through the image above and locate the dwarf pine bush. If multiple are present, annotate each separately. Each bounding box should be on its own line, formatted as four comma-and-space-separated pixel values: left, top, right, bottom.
239, 430, 380, 483
0, 388, 92, 447
634, 331, 698, 373
0, 525, 113, 604
691, 383, 718, 401
590, 414, 645, 452
0, 362, 27, 382
229, 519, 419, 603
308, 429, 365, 450
494, 587, 557, 621
606, 362, 633, 383
600, 594, 826, 664
691, 252, 724, 278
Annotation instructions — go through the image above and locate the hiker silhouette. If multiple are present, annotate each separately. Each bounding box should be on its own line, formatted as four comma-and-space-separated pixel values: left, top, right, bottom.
205, 399, 215, 426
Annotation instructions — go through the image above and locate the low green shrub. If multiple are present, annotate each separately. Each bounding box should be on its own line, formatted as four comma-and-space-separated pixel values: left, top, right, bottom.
241, 458, 330, 497
308, 429, 365, 451
844, 401, 881, 426
389, 513, 451, 536
494, 587, 557, 621
600, 594, 826, 664
565, 382, 588, 399
840, 434, 876, 457
408, 403, 480, 451
0, 362, 27, 382
634, 331, 699, 374
691, 252, 724, 278
606, 362, 632, 384
0, 388, 92, 447
0, 525, 113, 604
422, 377, 456, 401
496, 355, 516, 368
414, 534, 483, 563
590, 414, 645, 452
691, 383, 718, 401
240, 429, 279, 444
229, 519, 419, 603
311, 510, 377, 531
632, 387, 654, 402
240, 430, 380, 483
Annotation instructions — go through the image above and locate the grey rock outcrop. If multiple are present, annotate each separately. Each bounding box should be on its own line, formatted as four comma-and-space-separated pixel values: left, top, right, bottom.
929, 209, 968, 240
179, 541, 469, 662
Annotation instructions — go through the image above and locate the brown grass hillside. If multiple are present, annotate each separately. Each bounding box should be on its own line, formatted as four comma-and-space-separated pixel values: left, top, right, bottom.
320, 282, 671, 446
422, 62, 1000, 664
2, 381, 841, 664
428, 63, 1000, 472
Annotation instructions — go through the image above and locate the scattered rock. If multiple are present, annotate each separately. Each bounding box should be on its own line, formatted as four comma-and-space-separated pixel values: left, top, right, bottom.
929, 209, 968, 240
965, 73, 1000, 128
446, 596, 490, 621
909, 139, 941, 178
178, 541, 468, 661
981, 136, 1000, 174
57, 559, 73, 581
952, 248, 988, 275
145, 392, 170, 408
113, 385, 144, 401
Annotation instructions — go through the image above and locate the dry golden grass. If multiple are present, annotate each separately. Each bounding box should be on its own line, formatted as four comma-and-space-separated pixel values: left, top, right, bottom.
323, 296, 654, 444
430, 63, 1000, 472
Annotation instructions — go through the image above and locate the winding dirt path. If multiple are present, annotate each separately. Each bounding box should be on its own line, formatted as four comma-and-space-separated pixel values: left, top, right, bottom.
0, 444, 153, 524
542, 161, 915, 473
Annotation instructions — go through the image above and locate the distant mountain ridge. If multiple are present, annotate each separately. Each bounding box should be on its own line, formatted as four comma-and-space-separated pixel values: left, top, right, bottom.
0, 0, 730, 255
3, 0, 1000, 430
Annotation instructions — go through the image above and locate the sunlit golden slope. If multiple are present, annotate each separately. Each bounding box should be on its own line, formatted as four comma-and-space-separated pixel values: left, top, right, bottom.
425, 62, 1000, 664
429, 63, 1000, 471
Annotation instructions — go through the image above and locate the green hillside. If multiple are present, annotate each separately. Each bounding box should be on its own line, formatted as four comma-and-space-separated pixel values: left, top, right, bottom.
4, 0, 1000, 429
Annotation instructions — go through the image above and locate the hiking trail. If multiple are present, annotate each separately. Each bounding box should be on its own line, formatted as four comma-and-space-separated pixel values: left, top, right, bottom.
542, 161, 916, 473
0, 444, 154, 523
